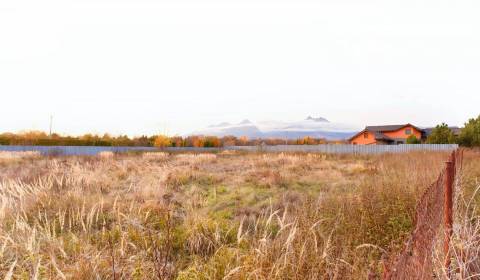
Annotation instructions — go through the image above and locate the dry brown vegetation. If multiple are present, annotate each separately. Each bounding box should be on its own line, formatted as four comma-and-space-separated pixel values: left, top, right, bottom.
434, 150, 480, 279
0, 150, 479, 279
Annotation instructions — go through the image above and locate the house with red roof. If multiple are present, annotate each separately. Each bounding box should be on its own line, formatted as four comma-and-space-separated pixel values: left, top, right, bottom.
349, 124, 423, 145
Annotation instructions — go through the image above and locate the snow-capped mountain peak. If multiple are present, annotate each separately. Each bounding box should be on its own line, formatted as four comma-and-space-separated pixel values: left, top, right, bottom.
305, 116, 329, 122
238, 119, 252, 125
191, 117, 359, 140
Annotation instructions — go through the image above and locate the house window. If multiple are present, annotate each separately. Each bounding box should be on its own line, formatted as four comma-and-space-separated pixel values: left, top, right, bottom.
405, 129, 412, 135
364, 132, 368, 139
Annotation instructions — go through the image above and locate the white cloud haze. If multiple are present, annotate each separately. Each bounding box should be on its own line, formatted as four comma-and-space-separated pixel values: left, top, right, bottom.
1, 0, 479, 136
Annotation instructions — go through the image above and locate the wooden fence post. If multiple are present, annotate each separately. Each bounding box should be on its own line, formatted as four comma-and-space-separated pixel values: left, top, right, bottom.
444, 153, 455, 274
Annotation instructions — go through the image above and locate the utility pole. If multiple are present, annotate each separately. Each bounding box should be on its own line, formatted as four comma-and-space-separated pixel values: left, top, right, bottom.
49, 115, 53, 137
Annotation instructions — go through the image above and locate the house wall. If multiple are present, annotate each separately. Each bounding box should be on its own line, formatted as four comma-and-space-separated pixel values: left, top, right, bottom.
350, 131, 377, 145
376, 139, 392, 145
383, 125, 422, 140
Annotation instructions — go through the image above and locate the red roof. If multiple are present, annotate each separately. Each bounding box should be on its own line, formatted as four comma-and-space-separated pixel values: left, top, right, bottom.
349, 123, 421, 142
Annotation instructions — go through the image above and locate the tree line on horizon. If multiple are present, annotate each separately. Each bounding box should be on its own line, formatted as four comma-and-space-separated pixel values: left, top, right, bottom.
0, 131, 332, 148
421, 115, 480, 146
1, 115, 479, 147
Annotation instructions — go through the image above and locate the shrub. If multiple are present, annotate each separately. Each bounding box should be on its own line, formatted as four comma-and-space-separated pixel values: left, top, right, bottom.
458, 115, 480, 147
426, 123, 457, 144
406, 135, 421, 144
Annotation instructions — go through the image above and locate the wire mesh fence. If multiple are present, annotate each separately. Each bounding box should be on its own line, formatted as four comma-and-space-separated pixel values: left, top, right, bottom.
383, 149, 463, 279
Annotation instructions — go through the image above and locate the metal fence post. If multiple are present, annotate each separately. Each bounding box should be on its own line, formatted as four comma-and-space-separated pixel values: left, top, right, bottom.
444, 154, 455, 273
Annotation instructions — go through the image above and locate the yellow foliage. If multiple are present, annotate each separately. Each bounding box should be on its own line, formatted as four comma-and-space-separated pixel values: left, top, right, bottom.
154, 135, 172, 148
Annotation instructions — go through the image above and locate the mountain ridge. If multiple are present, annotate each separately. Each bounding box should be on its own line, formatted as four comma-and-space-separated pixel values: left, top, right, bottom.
191, 116, 358, 140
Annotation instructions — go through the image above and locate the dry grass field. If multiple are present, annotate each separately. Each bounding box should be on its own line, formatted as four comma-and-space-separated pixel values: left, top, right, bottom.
1, 150, 479, 279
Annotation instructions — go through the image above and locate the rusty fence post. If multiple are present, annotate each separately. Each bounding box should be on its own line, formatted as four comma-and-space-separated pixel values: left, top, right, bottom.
444, 152, 455, 274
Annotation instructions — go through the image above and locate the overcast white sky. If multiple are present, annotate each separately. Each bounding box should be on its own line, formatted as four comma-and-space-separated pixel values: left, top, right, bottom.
1, 0, 479, 136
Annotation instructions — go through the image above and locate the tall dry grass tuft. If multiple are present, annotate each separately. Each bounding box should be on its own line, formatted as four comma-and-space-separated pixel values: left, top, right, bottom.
98, 151, 115, 159
447, 185, 480, 278
143, 152, 169, 160
175, 153, 217, 165
0, 151, 40, 160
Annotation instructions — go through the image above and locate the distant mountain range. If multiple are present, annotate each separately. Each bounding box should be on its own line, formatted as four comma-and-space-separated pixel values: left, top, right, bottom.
192, 116, 359, 140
